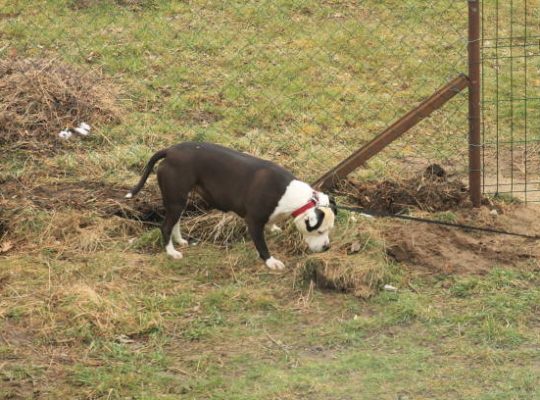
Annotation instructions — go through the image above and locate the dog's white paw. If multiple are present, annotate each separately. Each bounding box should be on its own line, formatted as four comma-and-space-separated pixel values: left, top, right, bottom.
270, 224, 282, 233
167, 250, 183, 259
265, 257, 285, 270
174, 237, 189, 246
166, 241, 183, 259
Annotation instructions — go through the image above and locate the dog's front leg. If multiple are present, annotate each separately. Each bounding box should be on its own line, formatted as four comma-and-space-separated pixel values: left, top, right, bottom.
246, 218, 285, 270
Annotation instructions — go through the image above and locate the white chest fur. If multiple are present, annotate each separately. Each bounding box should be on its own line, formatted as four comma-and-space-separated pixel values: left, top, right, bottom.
269, 180, 329, 221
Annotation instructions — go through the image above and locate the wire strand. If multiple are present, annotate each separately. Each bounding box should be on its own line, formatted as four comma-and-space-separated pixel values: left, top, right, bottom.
337, 204, 540, 240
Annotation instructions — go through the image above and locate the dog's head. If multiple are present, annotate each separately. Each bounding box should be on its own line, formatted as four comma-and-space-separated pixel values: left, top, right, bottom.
293, 195, 337, 252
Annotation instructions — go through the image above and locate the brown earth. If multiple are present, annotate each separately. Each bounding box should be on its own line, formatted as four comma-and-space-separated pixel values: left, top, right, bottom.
383, 205, 540, 275
0, 179, 164, 223
337, 165, 539, 275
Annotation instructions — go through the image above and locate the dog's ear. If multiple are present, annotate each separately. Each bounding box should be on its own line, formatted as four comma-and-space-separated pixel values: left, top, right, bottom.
329, 197, 338, 216
305, 209, 324, 232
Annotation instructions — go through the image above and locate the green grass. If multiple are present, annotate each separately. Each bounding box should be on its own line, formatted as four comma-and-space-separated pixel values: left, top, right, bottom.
0, 0, 471, 180
3, 250, 538, 399
1, 1, 540, 399
2, 246, 540, 399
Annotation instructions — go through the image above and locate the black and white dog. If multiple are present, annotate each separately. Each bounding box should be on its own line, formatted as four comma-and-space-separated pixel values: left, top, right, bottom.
126, 142, 337, 270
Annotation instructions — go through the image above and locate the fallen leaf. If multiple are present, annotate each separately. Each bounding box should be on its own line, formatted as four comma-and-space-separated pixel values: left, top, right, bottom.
0, 241, 13, 254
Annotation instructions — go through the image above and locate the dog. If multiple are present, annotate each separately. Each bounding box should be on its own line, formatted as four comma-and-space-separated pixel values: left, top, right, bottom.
125, 142, 337, 270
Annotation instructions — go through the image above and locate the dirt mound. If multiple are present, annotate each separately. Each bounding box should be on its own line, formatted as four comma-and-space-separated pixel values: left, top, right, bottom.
384, 206, 540, 275
0, 58, 121, 151
299, 252, 386, 298
343, 165, 471, 213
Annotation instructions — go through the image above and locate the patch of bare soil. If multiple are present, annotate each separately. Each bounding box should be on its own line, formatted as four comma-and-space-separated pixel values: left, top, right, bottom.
338, 165, 539, 275
0, 179, 163, 223
482, 143, 540, 202
384, 206, 540, 275
0, 319, 76, 400
0, 57, 121, 152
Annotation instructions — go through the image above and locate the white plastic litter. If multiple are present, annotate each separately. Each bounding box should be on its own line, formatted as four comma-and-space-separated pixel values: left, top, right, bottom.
490, 209, 498, 216
74, 122, 91, 136
383, 284, 398, 292
74, 127, 88, 136
58, 130, 72, 140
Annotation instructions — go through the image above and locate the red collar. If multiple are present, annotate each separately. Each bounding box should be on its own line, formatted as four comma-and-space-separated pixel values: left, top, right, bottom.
291, 199, 317, 218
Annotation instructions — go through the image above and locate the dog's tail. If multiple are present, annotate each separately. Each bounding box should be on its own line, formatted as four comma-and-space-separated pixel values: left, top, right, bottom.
125, 148, 168, 199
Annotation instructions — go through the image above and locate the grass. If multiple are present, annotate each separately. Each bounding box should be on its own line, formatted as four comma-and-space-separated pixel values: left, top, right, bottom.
1, 0, 540, 399
2, 250, 539, 399
0, 0, 470, 180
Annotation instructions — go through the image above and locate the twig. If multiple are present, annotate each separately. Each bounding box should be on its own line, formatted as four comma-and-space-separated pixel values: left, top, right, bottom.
168, 366, 195, 378
265, 332, 290, 356
407, 282, 419, 293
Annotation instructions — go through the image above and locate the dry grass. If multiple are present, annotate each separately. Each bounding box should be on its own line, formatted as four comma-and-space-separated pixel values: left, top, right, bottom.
0, 178, 155, 257
299, 253, 387, 298
341, 165, 472, 213
0, 168, 387, 298
182, 211, 248, 245
293, 215, 390, 298
0, 57, 121, 151
0, 251, 174, 347
0, 160, 514, 302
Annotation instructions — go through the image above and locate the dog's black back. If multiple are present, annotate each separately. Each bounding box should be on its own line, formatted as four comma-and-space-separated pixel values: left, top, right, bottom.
158, 142, 295, 219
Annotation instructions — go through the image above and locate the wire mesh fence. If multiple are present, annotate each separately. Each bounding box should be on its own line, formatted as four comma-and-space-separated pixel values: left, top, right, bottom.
1, 1, 469, 187
481, 0, 540, 202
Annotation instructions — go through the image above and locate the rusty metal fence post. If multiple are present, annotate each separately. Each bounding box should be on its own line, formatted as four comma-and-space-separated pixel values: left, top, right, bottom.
468, 0, 482, 207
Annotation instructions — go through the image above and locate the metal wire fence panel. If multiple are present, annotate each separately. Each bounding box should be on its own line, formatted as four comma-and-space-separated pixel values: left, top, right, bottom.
481, 0, 540, 202
1, 1, 468, 185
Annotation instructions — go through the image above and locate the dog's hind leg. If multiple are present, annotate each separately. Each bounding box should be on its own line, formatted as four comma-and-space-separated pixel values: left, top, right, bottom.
162, 203, 185, 259
157, 163, 194, 260
172, 220, 189, 246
